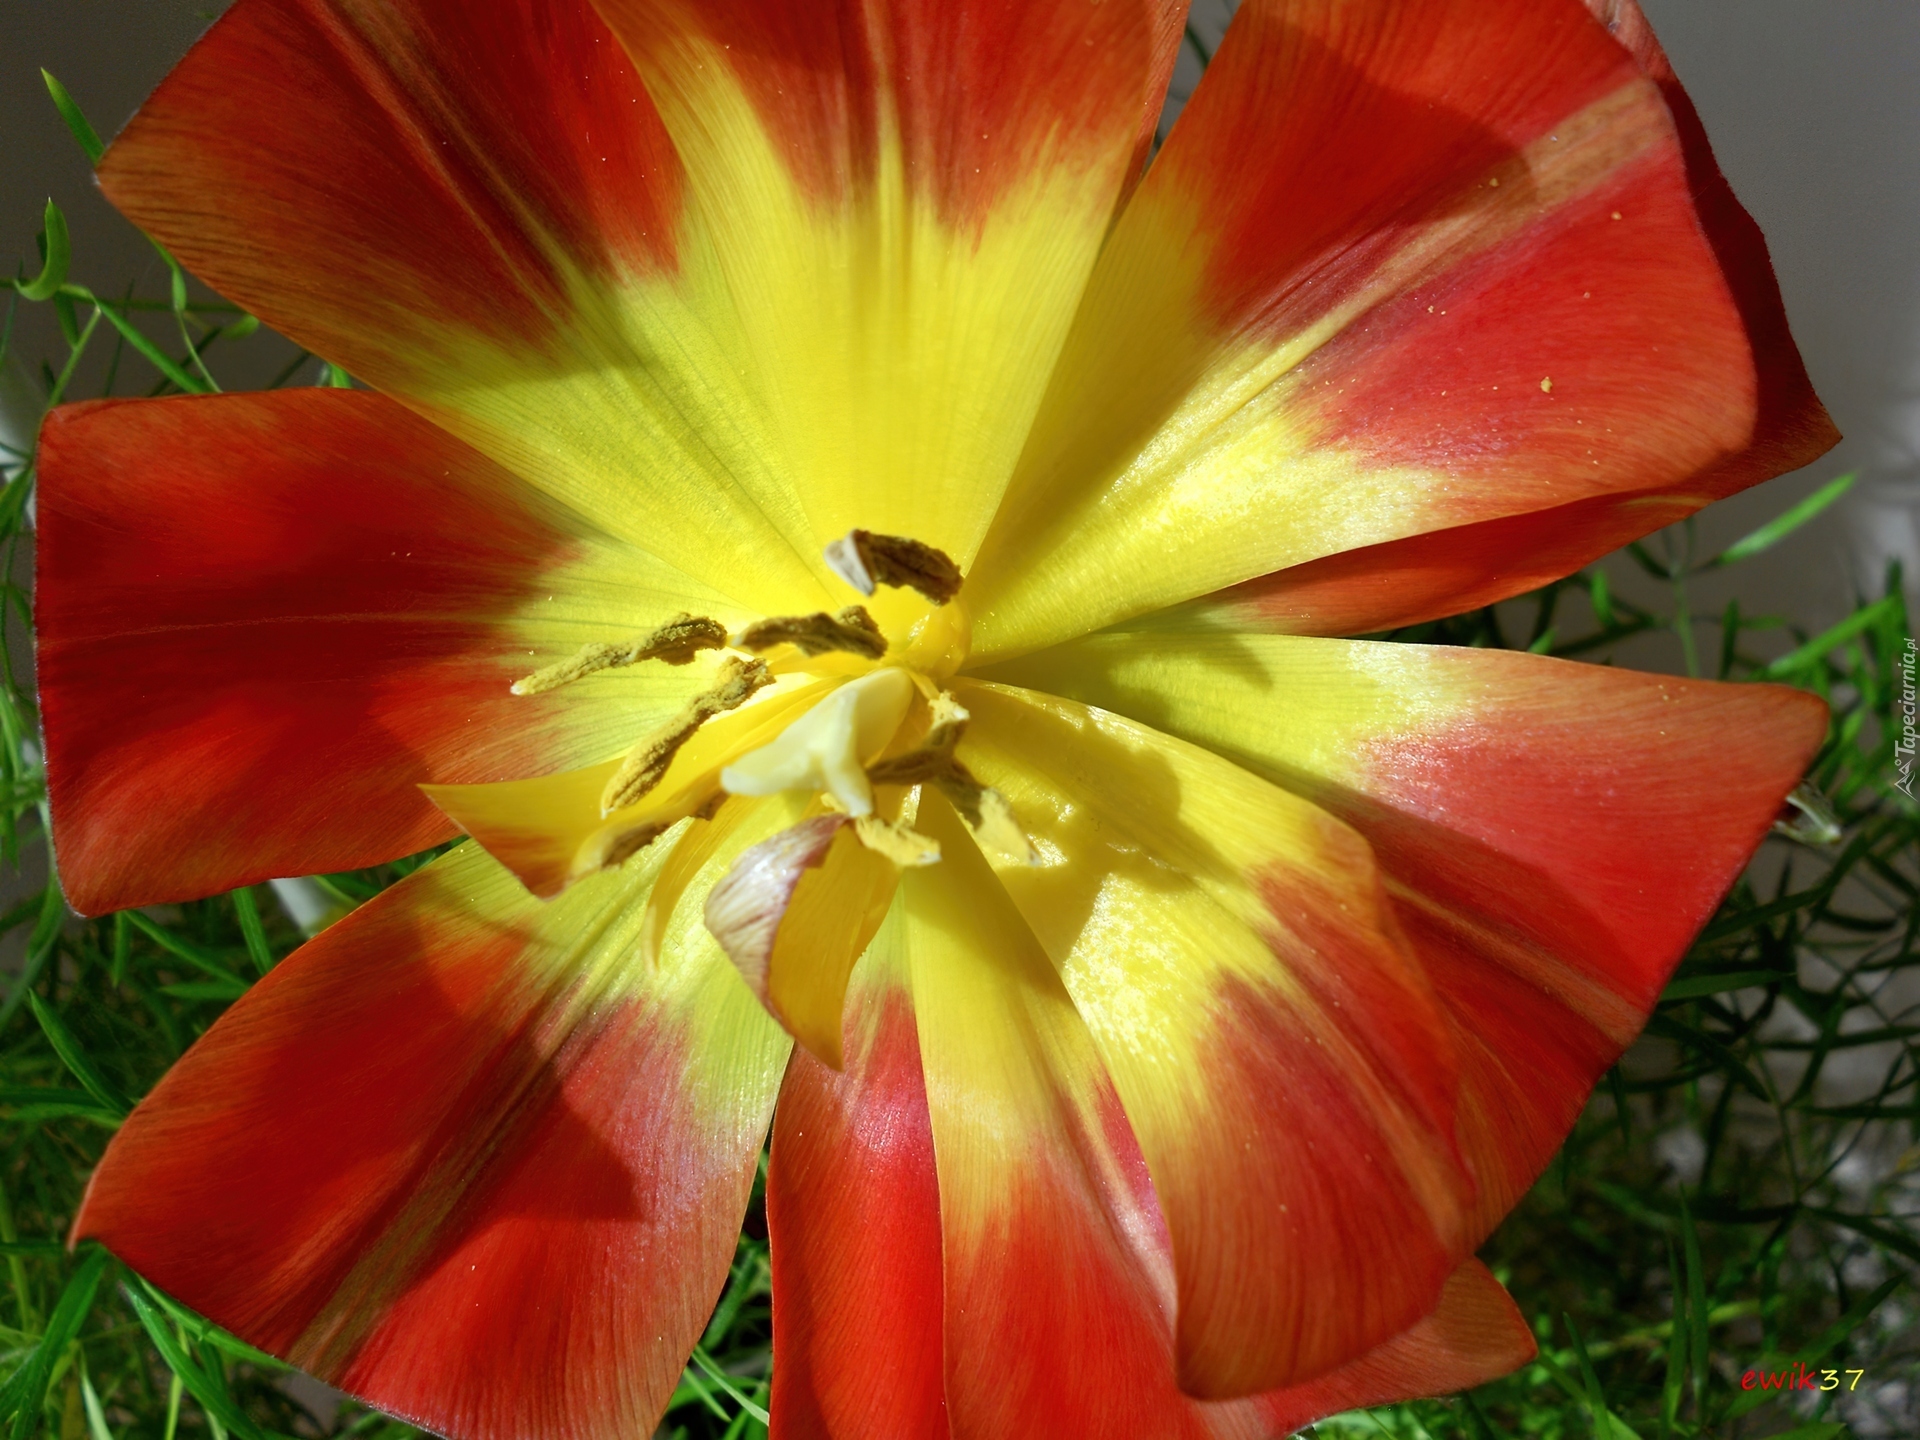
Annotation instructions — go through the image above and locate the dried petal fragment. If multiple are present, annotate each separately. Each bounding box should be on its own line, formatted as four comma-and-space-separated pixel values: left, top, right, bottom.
824, 531, 964, 605
510, 615, 728, 695
705, 814, 901, 1066
602, 657, 773, 814
705, 815, 848, 1002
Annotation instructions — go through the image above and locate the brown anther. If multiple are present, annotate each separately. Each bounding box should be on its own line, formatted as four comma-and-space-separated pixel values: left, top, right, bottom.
734, 606, 887, 660
600, 656, 773, 814
577, 784, 732, 881
511, 613, 728, 695
823, 530, 964, 605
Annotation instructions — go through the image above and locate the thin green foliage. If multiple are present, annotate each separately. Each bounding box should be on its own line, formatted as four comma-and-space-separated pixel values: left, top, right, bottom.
5, 60, 1915, 1440
1327, 519, 1920, 1437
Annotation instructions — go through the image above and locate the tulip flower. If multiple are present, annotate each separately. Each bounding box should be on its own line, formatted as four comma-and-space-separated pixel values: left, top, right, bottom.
37, 0, 1834, 1436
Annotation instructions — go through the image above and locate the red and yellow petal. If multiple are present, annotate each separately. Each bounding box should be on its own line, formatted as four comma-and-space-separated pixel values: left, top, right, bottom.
980, 626, 1824, 1231
584, 0, 1188, 570
1194, 487, 1700, 638
766, 935, 947, 1440
948, 685, 1477, 1397
35, 390, 729, 916
101, 0, 1183, 604
1582, 0, 1834, 501
888, 799, 1531, 1433
74, 839, 790, 1440
97, 0, 822, 611
905, 795, 1201, 1435
1245, 1260, 1535, 1435
1193, 0, 1839, 638
967, 0, 1832, 659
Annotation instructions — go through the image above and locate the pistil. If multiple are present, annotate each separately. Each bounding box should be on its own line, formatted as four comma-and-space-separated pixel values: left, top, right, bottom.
719, 668, 914, 817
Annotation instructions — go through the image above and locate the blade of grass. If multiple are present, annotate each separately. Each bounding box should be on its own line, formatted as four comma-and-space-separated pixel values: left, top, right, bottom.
64, 290, 208, 396
229, 890, 273, 976
0, 1176, 37, 1334
688, 1347, 770, 1425
107, 914, 128, 987
24, 994, 129, 1117
0, 1246, 109, 1440
1459, 1393, 1506, 1440
1659, 1236, 1685, 1439
39, 72, 103, 165
1660, 970, 1782, 1001
0, 885, 69, 1030
119, 911, 245, 987
15, 203, 70, 303
133, 1279, 284, 1372
1678, 1193, 1709, 1420
1761, 594, 1902, 679
77, 1370, 111, 1440
1709, 474, 1855, 568
121, 1286, 279, 1440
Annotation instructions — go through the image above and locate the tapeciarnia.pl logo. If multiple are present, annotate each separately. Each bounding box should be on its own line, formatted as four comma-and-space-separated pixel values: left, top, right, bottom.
1897, 636, 1916, 800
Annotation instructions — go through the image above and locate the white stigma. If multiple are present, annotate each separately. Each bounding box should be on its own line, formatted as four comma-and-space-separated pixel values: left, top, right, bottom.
719, 668, 913, 817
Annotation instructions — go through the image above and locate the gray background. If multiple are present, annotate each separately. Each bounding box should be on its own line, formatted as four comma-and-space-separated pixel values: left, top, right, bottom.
4, 0, 1919, 641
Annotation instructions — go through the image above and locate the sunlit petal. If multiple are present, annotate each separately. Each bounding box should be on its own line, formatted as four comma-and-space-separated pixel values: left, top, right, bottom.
74, 840, 789, 1440
981, 622, 1825, 1233
35, 390, 729, 915
951, 683, 1476, 1395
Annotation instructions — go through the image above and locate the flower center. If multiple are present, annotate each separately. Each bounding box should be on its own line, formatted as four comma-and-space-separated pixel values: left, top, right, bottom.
497, 530, 1028, 1064
507, 531, 992, 860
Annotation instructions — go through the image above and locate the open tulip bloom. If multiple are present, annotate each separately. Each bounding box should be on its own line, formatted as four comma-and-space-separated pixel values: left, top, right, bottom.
35, 0, 1837, 1435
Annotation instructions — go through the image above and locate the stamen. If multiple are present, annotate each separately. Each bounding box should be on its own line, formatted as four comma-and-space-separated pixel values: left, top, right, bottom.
823, 530, 964, 605
600, 656, 773, 815
933, 778, 1036, 865
852, 814, 942, 867
733, 606, 887, 660
865, 691, 969, 779
511, 613, 727, 695
576, 791, 728, 880
865, 692, 1037, 865
720, 668, 913, 817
